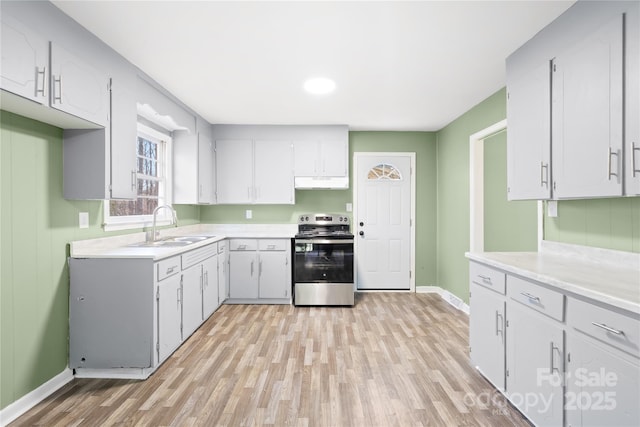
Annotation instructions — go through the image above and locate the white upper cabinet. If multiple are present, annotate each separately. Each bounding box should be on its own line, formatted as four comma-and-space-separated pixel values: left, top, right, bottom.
173, 127, 216, 205
216, 139, 294, 205
109, 78, 137, 200
506, 62, 552, 200
552, 15, 624, 199
0, 15, 48, 104
50, 42, 110, 127
507, 1, 638, 200
293, 139, 349, 188
216, 139, 254, 204
254, 140, 294, 204
626, 8, 640, 195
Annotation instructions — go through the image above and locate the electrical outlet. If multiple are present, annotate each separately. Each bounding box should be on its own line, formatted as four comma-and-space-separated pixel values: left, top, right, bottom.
346, 203, 353, 212
79, 212, 89, 229
246, 209, 252, 219
547, 201, 558, 218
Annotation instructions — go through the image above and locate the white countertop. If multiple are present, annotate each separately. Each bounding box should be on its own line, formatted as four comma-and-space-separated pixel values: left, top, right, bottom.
70, 223, 297, 261
466, 241, 640, 313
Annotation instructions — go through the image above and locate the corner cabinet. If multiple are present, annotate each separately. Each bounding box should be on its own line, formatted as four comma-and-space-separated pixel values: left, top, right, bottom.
69, 241, 224, 379
506, 1, 639, 200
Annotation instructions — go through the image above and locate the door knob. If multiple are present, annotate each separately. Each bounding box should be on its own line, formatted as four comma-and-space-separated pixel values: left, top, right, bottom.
359, 231, 364, 236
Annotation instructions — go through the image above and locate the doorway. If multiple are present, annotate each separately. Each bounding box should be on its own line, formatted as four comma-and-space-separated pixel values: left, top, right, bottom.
353, 153, 416, 291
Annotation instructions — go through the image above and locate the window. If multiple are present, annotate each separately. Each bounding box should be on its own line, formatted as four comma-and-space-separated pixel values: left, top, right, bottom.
104, 124, 173, 231
367, 163, 402, 180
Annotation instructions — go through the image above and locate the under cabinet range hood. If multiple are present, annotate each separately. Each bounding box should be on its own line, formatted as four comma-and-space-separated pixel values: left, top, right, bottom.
294, 176, 349, 189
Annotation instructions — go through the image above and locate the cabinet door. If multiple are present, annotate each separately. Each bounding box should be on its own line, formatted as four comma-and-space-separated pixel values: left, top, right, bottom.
218, 243, 229, 304
254, 140, 294, 204
181, 266, 203, 339
258, 251, 291, 299
320, 140, 347, 177
506, 62, 551, 200
552, 15, 624, 198
507, 301, 564, 426
198, 133, 215, 204
566, 333, 640, 427
469, 282, 506, 391
157, 274, 182, 362
626, 7, 640, 195
293, 140, 319, 176
202, 255, 219, 319
0, 16, 48, 103
109, 78, 137, 199
229, 251, 259, 299
50, 42, 109, 127
216, 139, 253, 204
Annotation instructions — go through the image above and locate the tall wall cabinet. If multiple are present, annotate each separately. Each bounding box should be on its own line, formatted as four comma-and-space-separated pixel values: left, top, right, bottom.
507, 0, 640, 199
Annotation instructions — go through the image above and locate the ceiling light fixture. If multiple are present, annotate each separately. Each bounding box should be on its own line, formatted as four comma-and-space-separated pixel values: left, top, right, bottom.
303, 77, 336, 95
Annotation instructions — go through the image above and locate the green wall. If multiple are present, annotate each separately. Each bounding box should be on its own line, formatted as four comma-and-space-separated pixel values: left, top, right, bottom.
0, 111, 199, 410
435, 89, 509, 304
483, 131, 537, 252
544, 198, 640, 253
201, 131, 439, 286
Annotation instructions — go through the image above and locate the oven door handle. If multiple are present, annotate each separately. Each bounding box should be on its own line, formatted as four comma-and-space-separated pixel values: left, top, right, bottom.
295, 239, 354, 245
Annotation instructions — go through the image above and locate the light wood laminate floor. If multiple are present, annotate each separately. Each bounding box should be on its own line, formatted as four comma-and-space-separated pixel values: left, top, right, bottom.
11, 293, 530, 426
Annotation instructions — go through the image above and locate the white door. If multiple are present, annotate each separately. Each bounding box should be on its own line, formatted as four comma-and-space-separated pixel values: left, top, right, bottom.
355, 153, 414, 290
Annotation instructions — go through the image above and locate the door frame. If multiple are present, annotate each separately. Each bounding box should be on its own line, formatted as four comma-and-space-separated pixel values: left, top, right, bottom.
353, 152, 416, 292
469, 119, 543, 253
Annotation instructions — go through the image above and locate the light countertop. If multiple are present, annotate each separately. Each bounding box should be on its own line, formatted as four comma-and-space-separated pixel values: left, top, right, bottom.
466, 241, 640, 313
70, 223, 297, 261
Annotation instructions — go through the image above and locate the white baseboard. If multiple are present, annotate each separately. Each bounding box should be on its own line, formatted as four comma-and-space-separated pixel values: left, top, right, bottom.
0, 368, 74, 427
416, 286, 470, 315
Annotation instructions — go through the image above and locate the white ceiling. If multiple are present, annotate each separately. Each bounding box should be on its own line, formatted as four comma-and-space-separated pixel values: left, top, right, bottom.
52, 1, 574, 131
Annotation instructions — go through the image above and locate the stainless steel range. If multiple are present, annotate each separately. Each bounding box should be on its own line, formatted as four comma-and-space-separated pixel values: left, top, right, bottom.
293, 213, 354, 306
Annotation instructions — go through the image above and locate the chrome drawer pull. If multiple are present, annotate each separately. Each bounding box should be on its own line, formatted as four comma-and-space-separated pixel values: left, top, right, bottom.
591, 322, 624, 335
478, 275, 492, 283
521, 292, 540, 302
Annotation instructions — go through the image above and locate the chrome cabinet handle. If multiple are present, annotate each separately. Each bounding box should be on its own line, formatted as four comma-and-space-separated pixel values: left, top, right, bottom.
521, 292, 540, 302
259, 260, 263, 276
549, 342, 556, 374
540, 162, 549, 187
35, 66, 46, 97
608, 148, 619, 180
633, 142, 640, 177
250, 260, 254, 276
478, 275, 492, 284
53, 75, 62, 103
591, 322, 624, 335
166, 266, 176, 274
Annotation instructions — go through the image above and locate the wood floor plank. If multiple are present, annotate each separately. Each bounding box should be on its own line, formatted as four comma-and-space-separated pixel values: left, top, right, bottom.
9, 293, 531, 426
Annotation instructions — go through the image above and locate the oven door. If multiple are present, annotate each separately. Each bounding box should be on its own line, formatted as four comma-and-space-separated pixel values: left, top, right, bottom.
294, 239, 354, 283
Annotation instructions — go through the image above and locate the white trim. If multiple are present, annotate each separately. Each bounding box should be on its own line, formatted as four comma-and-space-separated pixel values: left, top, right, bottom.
0, 368, 73, 426
353, 152, 416, 293
416, 286, 470, 315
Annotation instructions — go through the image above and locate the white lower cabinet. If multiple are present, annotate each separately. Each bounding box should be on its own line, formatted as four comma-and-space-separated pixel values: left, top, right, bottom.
69, 241, 223, 379
217, 240, 229, 304
157, 269, 183, 363
469, 281, 506, 391
228, 238, 291, 303
469, 260, 639, 427
506, 299, 565, 426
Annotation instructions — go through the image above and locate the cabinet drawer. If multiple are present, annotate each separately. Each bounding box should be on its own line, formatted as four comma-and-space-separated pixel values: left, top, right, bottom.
217, 240, 228, 254
157, 256, 181, 281
568, 297, 640, 358
182, 243, 218, 270
258, 239, 288, 251
469, 261, 506, 294
229, 239, 257, 251
508, 276, 564, 322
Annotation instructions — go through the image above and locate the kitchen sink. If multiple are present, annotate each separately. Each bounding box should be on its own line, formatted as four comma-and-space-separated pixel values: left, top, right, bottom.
128, 235, 214, 248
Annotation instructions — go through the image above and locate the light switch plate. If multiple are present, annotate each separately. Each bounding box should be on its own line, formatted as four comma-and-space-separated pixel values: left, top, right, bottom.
346, 203, 353, 212
547, 201, 558, 218
79, 212, 89, 229
245, 209, 252, 219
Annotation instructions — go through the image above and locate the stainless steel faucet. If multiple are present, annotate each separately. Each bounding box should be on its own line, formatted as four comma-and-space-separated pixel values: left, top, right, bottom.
149, 205, 178, 242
